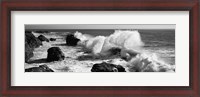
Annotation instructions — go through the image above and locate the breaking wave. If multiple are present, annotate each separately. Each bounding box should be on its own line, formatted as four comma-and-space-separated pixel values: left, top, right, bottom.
75, 30, 175, 72
127, 53, 175, 72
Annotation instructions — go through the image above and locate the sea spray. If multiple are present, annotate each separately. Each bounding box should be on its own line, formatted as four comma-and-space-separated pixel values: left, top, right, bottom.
127, 53, 175, 72
74, 30, 175, 72
74, 31, 94, 41
107, 30, 144, 49
86, 36, 106, 56
100, 30, 144, 56
75, 30, 144, 57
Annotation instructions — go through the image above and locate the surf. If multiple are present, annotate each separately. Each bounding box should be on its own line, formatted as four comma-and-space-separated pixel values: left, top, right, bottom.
75, 30, 175, 72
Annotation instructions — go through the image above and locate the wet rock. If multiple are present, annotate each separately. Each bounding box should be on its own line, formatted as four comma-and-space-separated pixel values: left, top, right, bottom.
50, 38, 56, 41
66, 34, 80, 46
25, 65, 54, 72
47, 47, 65, 62
25, 31, 42, 48
38, 35, 49, 42
25, 41, 34, 63
25, 31, 42, 63
91, 62, 126, 72
108, 47, 121, 55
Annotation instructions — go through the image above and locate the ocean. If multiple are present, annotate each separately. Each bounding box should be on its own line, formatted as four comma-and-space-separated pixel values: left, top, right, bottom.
51, 29, 175, 65
139, 30, 175, 65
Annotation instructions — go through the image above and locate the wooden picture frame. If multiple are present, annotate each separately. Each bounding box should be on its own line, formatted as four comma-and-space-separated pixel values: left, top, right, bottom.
0, 0, 199, 97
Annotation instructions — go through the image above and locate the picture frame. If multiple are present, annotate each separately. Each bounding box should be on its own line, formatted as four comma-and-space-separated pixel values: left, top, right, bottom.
0, 0, 199, 97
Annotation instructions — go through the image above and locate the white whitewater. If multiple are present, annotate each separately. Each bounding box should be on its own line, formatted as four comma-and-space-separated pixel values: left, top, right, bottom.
75, 30, 175, 72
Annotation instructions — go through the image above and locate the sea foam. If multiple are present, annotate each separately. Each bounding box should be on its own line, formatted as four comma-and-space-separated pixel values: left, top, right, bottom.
75, 30, 175, 72
101, 30, 144, 57
76, 30, 144, 56
106, 30, 144, 49
127, 53, 175, 72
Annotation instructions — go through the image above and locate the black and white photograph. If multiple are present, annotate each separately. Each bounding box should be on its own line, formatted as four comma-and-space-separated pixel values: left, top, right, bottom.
24, 24, 175, 72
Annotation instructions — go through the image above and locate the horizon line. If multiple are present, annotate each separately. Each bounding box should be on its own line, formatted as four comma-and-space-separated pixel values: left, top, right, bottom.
25, 24, 176, 30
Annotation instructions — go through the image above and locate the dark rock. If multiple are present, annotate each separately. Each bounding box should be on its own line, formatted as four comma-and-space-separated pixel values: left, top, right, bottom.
38, 35, 49, 42
47, 47, 65, 62
25, 41, 34, 63
25, 65, 54, 72
108, 48, 121, 55
91, 62, 126, 72
50, 38, 56, 41
25, 31, 42, 62
66, 34, 80, 46
25, 31, 42, 48
115, 65, 126, 72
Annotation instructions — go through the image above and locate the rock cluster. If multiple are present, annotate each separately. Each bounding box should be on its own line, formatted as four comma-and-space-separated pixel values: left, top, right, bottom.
91, 62, 126, 72
25, 65, 54, 72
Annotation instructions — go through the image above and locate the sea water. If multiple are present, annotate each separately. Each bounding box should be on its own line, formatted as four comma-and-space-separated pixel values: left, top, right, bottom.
139, 30, 175, 65
81, 29, 174, 65
51, 29, 175, 66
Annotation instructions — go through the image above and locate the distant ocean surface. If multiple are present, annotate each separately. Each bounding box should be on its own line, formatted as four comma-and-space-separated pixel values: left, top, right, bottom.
139, 30, 175, 65
52, 29, 175, 65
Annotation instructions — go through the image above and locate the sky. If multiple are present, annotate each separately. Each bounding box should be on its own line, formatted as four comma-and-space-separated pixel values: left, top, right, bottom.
25, 24, 175, 30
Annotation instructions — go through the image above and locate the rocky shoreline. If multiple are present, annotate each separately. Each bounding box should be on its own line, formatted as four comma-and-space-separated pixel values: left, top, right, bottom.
25, 31, 175, 72
25, 31, 128, 72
